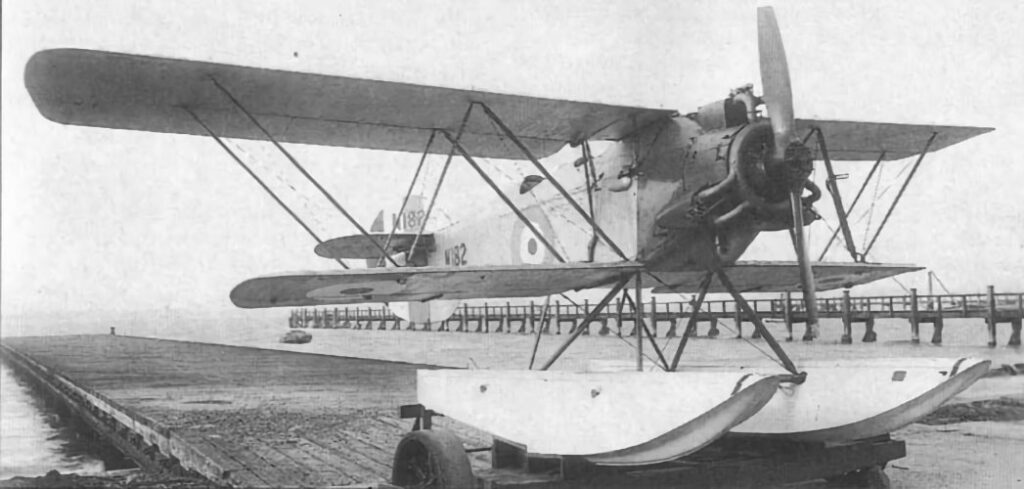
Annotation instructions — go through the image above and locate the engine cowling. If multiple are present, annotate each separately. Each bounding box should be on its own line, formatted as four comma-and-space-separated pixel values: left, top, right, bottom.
655, 121, 819, 232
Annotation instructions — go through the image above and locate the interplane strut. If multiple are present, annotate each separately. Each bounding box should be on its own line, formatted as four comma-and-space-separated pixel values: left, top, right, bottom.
208, 77, 401, 268
183, 107, 349, 270
818, 151, 885, 261
379, 129, 436, 267
475, 102, 631, 262
863, 133, 937, 257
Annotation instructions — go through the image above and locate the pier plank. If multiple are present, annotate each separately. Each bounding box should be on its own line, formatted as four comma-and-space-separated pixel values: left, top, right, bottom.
1, 335, 435, 487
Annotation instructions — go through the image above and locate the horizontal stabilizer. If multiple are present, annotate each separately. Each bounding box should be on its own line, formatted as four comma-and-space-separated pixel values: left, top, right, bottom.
26, 49, 673, 159
230, 262, 643, 308
315, 234, 434, 259
796, 119, 992, 161
650, 261, 920, 294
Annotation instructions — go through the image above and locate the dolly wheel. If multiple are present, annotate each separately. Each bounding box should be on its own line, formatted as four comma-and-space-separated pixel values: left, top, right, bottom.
392, 429, 474, 489
825, 465, 891, 489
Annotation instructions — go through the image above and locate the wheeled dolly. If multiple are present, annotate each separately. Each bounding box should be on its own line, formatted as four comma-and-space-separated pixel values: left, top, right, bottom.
392, 404, 901, 489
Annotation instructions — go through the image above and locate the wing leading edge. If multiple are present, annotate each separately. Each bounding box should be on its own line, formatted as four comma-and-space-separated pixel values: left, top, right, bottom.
230, 261, 917, 308
795, 119, 992, 161
26, 49, 674, 160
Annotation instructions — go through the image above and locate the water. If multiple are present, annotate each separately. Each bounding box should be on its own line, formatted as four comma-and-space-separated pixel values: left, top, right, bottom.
0, 360, 131, 479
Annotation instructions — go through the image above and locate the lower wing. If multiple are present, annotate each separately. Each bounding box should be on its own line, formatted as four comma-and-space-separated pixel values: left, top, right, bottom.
231, 262, 643, 308
230, 261, 916, 308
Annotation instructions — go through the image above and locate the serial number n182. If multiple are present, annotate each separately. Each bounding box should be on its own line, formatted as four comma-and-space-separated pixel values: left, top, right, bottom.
444, 243, 468, 266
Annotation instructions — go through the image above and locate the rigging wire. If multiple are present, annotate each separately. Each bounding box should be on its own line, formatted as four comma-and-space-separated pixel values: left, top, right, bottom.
861, 163, 885, 250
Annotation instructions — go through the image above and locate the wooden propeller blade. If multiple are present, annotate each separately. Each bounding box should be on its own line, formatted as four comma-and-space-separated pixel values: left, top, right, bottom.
758, 6, 796, 160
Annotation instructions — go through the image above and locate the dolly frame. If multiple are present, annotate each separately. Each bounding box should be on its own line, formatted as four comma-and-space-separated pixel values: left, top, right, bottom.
396, 403, 902, 489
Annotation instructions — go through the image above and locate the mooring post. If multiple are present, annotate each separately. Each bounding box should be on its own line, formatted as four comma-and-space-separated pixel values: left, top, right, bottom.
649, 297, 658, 338
910, 288, 920, 343
863, 316, 877, 342
784, 292, 794, 341
615, 298, 624, 337
598, 299, 611, 336
665, 302, 679, 338
1009, 319, 1022, 347
750, 298, 762, 339
554, 301, 562, 335
529, 301, 536, 334
841, 289, 853, 344
707, 316, 720, 338
932, 298, 944, 344
481, 303, 489, 333
987, 285, 998, 347
734, 304, 743, 338
580, 299, 590, 336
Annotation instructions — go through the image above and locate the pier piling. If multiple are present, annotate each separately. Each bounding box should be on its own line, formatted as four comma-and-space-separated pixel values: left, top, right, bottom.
841, 290, 853, 344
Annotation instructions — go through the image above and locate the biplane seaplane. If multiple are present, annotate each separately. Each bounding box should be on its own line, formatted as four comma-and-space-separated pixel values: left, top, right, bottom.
26, 6, 992, 472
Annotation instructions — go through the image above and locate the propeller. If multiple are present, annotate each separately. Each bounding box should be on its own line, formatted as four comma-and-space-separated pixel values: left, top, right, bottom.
757, 6, 820, 339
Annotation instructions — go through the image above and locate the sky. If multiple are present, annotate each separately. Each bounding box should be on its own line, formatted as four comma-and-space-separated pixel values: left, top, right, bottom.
2, 0, 1022, 321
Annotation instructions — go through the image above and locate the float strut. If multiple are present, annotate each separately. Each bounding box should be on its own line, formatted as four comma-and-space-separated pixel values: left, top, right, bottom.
539, 277, 631, 370
819, 151, 885, 261
669, 272, 713, 371
812, 128, 860, 262
714, 268, 802, 377
528, 296, 553, 369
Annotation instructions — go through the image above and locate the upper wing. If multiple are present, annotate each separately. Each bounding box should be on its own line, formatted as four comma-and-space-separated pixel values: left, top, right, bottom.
25, 49, 674, 160
796, 119, 993, 161
649, 261, 921, 294
230, 262, 643, 308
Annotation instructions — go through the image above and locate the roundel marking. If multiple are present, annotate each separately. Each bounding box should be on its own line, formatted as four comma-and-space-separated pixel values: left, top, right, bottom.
511, 208, 557, 265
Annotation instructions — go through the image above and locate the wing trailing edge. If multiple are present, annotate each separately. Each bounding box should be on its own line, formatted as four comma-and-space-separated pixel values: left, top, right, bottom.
649, 261, 921, 294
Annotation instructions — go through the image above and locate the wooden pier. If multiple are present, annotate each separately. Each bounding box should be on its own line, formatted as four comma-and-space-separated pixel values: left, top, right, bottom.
290, 287, 1024, 346
0, 335, 435, 488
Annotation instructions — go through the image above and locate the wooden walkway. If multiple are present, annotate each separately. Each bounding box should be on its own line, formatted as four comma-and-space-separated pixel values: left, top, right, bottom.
291, 288, 1024, 347
0, 335, 451, 488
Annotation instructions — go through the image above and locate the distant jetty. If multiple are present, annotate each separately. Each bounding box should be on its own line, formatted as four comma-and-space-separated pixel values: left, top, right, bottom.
290, 287, 1023, 347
